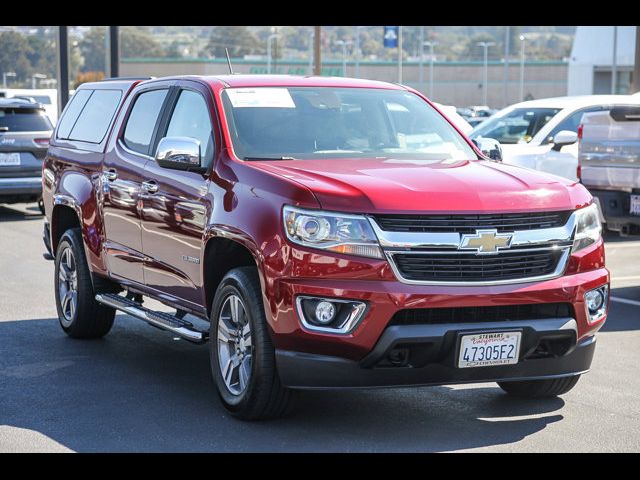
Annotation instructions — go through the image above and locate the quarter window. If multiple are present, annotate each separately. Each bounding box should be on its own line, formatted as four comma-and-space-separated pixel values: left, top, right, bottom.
123, 89, 168, 155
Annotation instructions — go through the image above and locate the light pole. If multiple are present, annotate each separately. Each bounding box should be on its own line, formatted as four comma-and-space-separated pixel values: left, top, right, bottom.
335, 40, 353, 77
612, 26, 618, 94
32, 73, 47, 89
423, 41, 438, 98
354, 26, 365, 78
519, 35, 526, 102
477, 42, 495, 106
266, 33, 280, 74
3, 72, 16, 88
419, 27, 425, 90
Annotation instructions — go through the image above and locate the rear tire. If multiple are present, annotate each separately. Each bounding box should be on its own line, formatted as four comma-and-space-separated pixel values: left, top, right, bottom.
498, 375, 580, 398
54, 228, 115, 338
209, 266, 296, 420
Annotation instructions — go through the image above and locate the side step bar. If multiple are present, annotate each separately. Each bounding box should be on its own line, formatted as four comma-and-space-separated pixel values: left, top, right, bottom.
95, 293, 208, 344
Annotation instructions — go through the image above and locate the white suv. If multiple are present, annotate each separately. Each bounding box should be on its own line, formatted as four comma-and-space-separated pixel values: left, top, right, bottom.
470, 95, 640, 181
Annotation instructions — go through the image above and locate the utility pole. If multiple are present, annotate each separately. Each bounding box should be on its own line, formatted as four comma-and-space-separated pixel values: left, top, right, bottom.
108, 26, 119, 78
612, 26, 618, 94
634, 26, 640, 93
477, 41, 495, 106
504, 26, 510, 107
267, 33, 280, 74
56, 26, 69, 114
314, 26, 321, 76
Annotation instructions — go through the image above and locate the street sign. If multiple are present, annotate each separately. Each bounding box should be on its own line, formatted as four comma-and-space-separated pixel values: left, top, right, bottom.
383, 26, 399, 48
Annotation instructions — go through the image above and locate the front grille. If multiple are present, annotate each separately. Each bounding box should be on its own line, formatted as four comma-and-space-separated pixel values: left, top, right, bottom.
373, 211, 570, 233
392, 249, 563, 282
390, 303, 573, 325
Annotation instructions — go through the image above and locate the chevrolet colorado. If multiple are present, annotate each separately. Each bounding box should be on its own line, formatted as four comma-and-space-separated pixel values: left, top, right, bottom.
42, 75, 609, 420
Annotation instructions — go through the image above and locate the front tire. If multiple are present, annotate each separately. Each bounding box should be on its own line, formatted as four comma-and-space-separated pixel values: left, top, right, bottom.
498, 375, 581, 398
209, 267, 295, 420
54, 228, 115, 338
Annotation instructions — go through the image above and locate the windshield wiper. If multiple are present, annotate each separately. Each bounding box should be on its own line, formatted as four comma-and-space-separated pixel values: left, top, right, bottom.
243, 156, 297, 161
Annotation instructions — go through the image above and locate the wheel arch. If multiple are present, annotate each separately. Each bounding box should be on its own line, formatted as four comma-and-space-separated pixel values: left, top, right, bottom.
202, 233, 262, 318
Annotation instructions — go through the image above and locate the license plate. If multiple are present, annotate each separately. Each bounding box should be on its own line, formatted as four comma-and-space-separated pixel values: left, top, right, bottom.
458, 331, 521, 368
0, 153, 20, 166
630, 195, 640, 216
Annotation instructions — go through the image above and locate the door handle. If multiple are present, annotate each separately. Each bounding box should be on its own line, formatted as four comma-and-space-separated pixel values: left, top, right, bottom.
141, 180, 158, 194
103, 169, 118, 181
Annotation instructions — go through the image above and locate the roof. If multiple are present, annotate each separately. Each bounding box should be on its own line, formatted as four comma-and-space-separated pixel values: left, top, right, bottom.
0, 97, 44, 109
202, 74, 405, 90
507, 94, 640, 110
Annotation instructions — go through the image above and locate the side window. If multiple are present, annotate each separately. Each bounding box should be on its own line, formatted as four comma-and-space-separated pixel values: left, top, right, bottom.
56, 89, 92, 139
67, 90, 122, 143
123, 89, 169, 155
545, 107, 603, 143
164, 90, 214, 166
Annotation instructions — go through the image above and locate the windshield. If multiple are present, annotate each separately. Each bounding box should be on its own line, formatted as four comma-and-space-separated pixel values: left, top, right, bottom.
0, 108, 52, 132
470, 107, 561, 144
221, 87, 477, 161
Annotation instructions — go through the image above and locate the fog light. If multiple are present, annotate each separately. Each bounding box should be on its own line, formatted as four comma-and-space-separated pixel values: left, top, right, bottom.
584, 285, 608, 324
585, 290, 604, 313
315, 301, 336, 324
296, 296, 368, 334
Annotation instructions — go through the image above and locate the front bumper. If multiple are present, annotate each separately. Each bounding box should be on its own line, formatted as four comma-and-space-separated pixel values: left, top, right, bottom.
277, 326, 595, 389
0, 176, 42, 198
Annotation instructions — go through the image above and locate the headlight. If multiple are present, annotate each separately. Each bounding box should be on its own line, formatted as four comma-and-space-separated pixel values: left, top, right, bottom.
572, 203, 602, 253
283, 206, 383, 259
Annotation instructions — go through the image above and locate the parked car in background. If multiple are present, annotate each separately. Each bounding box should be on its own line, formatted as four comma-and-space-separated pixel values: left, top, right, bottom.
434, 103, 473, 135
579, 105, 640, 236
470, 95, 640, 181
0, 97, 52, 213
0, 89, 58, 125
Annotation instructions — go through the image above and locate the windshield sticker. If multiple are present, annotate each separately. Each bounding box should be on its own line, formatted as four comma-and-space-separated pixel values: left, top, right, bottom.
226, 88, 295, 108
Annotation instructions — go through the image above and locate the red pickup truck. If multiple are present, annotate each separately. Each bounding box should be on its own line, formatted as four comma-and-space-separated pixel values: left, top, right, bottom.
42, 75, 609, 420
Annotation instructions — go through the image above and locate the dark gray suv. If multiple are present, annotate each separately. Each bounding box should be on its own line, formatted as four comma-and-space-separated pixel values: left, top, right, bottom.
0, 97, 53, 213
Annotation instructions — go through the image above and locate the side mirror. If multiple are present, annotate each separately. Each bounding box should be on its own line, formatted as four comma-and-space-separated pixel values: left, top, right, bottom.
472, 137, 503, 161
155, 136, 204, 172
551, 130, 578, 151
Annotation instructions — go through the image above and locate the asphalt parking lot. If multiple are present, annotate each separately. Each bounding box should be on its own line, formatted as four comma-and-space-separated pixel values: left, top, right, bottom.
1, 203, 639, 453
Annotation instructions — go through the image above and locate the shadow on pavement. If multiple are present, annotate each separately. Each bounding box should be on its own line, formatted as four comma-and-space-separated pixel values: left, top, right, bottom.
601, 287, 640, 332
0, 205, 43, 222
0, 316, 566, 452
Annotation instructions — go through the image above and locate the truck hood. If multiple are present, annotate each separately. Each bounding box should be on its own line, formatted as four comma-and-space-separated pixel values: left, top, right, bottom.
249, 157, 591, 213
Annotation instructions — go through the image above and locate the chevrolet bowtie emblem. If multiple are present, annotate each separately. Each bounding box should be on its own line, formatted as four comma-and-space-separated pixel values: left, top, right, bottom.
459, 229, 513, 254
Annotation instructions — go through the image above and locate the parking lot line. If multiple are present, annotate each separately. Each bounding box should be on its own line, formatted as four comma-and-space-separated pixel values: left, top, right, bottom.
611, 296, 640, 307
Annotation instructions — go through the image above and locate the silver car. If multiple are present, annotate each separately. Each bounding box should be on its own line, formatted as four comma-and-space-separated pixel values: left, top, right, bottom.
0, 97, 53, 213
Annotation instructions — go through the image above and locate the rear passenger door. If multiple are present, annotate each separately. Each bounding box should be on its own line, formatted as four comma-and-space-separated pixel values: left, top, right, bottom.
101, 84, 172, 284
139, 81, 215, 310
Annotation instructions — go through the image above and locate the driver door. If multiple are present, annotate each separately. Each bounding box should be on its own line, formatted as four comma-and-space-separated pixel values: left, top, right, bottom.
139, 81, 216, 311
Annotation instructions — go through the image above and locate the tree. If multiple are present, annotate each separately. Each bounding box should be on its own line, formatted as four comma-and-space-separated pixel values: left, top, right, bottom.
205, 26, 259, 58
120, 27, 166, 58
0, 31, 35, 84
79, 27, 106, 73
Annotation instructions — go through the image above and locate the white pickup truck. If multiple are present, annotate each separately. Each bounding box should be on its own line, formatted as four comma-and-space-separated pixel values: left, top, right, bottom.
579, 105, 640, 236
